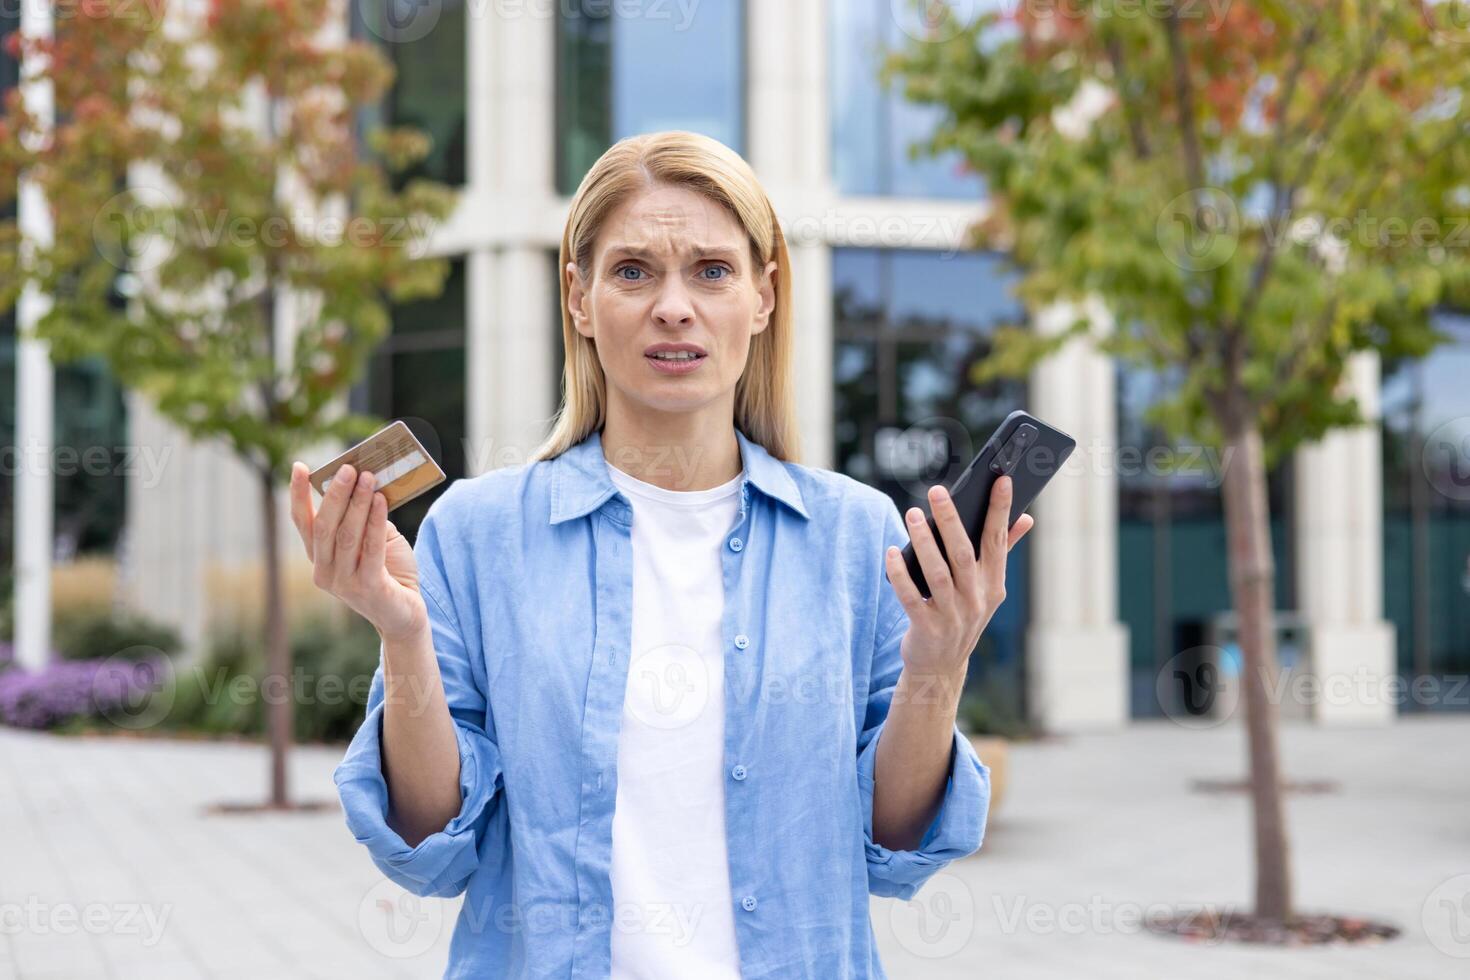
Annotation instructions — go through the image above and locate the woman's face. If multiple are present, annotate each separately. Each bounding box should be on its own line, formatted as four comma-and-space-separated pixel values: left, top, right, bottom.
566, 182, 777, 422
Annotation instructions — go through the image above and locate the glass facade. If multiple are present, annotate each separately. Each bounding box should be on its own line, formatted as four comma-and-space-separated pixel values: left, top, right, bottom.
1116, 368, 1297, 718
833, 247, 1030, 724
830, 0, 984, 198
351, 0, 468, 187
1382, 312, 1470, 707
555, 0, 745, 195
350, 259, 467, 540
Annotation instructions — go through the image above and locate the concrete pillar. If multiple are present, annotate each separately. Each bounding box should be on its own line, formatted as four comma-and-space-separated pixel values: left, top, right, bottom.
13, 0, 55, 672
748, 0, 835, 468
1293, 351, 1397, 724
1025, 299, 1131, 731
462, 3, 558, 474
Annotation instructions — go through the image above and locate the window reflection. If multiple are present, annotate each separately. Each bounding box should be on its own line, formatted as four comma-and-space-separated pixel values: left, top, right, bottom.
830, 0, 984, 199
352, 0, 468, 188
350, 260, 467, 540
1117, 367, 1296, 718
834, 248, 1027, 723
1381, 312, 1470, 702
556, 0, 745, 195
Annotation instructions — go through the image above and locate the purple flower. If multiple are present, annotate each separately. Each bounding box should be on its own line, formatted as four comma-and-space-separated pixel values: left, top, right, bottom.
0, 655, 169, 731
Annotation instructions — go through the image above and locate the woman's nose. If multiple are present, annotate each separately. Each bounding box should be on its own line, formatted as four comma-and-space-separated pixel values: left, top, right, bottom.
651, 280, 695, 327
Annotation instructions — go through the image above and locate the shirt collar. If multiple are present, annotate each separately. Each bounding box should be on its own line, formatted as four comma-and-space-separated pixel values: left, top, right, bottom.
549, 426, 810, 525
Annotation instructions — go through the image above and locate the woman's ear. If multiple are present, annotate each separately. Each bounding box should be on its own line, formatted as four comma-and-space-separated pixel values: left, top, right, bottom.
753, 259, 777, 334
566, 261, 593, 339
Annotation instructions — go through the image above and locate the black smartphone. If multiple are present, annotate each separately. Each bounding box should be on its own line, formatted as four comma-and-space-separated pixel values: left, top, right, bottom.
893, 410, 1076, 600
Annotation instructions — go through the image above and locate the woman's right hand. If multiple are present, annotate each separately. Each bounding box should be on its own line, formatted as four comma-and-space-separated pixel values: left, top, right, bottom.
290, 460, 429, 643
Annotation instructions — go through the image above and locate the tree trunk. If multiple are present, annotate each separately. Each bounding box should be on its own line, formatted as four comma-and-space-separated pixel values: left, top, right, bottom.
261, 465, 291, 808
1218, 419, 1293, 923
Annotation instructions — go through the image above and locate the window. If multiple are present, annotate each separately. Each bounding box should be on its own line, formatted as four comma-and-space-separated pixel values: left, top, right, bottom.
350, 259, 467, 539
351, 0, 468, 188
556, 0, 746, 195
830, 0, 984, 199
1382, 312, 1470, 707
833, 247, 1028, 723
1116, 367, 1296, 719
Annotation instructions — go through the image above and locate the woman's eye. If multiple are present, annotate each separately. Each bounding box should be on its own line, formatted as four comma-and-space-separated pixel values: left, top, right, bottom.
615, 265, 644, 282
700, 265, 730, 281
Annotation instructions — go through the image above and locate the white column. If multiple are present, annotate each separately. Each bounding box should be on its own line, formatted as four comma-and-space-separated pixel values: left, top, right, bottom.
748, 0, 835, 468
1025, 299, 1131, 731
1293, 351, 1397, 725
462, 4, 556, 474
14, 0, 55, 672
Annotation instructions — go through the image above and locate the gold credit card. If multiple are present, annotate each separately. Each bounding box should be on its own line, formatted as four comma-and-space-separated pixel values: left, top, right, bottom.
308, 420, 446, 512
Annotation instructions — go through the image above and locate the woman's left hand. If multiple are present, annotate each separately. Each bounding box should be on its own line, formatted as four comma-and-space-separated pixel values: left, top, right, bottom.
883, 475, 1034, 681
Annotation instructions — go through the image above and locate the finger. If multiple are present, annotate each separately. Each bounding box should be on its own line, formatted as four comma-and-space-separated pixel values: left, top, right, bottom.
884, 543, 925, 616
358, 491, 388, 576
905, 506, 954, 601
927, 484, 977, 595
332, 470, 377, 588
1007, 514, 1035, 551
314, 463, 358, 572
979, 475, 1014, 597
289, 462, 315, 561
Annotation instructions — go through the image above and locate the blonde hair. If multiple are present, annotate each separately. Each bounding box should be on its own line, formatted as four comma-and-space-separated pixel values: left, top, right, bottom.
530, 130, 800, 463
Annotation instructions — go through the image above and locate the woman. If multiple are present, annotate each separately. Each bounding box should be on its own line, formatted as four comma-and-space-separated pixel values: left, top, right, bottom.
289, 130, 1032, 978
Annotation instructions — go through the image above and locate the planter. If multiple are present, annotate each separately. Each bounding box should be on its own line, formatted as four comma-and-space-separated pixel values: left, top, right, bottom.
967, 734, 1008, 812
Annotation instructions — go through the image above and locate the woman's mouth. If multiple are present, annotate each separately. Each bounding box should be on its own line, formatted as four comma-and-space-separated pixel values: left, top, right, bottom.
645, 351, 707, 374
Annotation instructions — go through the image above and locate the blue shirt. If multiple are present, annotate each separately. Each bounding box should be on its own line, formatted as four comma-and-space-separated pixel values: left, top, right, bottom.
333, 426, 991, 979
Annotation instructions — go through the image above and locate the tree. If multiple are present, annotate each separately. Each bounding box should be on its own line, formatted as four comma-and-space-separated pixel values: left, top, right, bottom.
885, 0, 1470, 928
0, 0, 455, 808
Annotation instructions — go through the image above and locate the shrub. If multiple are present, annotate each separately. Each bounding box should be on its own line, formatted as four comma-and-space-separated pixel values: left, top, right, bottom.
0, 656, 167, 730
52, 606, 181, 663
165, 612, 381, 744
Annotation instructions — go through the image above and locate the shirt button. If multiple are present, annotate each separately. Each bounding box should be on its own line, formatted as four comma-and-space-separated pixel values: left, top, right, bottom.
741, 895, 757, 912
734, 634, 749, 650
728, 536, 743, 552
731, 764, 747, 781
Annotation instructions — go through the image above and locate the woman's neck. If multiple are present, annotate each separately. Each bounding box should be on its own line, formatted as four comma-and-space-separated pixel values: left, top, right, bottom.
599, 408, 742, 493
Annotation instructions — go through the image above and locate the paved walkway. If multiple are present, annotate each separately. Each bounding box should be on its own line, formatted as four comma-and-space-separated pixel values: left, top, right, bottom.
0, 717, 1464, 979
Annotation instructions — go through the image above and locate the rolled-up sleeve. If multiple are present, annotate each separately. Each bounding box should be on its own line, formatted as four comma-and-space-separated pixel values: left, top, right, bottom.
857, 498, 991, 901
333, 499, 503, 898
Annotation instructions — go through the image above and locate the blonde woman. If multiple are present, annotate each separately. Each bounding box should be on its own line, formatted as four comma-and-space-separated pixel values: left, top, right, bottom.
290, 130, 1031, 978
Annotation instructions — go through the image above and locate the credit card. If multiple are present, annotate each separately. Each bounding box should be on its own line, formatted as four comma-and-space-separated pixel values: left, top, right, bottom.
308, 420, 446, 512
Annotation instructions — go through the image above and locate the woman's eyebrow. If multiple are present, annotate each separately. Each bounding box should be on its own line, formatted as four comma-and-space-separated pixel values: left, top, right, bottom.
604, 244, 743, 263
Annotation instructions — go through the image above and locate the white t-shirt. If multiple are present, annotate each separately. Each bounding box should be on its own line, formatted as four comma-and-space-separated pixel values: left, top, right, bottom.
606, 460, 745, 979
